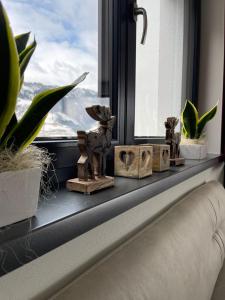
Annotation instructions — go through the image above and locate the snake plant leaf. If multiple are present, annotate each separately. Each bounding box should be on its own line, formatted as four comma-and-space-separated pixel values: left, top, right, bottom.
20, 75, 24, 91
182, 125, 188, 138
181, 100, 198, 139
18, 116, 47, 151
15, 32, 30, 54
1, 113, 17, 143
19, 39, 36, 78
0, 2, 20, 140
6, 72, 88, 151
196, 103, 217, 139
19, 39, 36, 63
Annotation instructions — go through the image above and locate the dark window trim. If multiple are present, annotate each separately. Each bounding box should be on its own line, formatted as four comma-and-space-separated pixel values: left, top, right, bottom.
134, 137, 165, 145
98, 0, 125, 142
188, 0, 201, 105
121, 0, 136, 145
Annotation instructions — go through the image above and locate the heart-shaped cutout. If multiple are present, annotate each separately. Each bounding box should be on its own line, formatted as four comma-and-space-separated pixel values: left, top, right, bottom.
120, 151, 135, 170
141, 150, 151, 169
142, 151, 147, 163
162, 150, 169, 163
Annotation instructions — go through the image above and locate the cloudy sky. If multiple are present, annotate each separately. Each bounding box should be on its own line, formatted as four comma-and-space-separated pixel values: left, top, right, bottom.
2, 0, 98, 90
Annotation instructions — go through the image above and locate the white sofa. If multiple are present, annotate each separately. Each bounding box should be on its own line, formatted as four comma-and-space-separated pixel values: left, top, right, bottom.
51, 181, 225, 300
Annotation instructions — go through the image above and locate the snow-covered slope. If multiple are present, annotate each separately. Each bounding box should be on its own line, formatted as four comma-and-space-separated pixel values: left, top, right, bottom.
17, 82, 109, 137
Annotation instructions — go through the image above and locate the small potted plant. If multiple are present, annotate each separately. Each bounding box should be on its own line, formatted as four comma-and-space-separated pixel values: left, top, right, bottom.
180, 100, 217, 159
0, 2, 87, 227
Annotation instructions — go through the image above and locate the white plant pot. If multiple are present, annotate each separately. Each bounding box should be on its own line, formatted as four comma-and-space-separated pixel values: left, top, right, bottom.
0, 167, 41, 228
180, 138, 207, 160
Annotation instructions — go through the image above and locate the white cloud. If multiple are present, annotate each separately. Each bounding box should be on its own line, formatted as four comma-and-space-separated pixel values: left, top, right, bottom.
25, 41, 97, 89
2, 0, 98, 90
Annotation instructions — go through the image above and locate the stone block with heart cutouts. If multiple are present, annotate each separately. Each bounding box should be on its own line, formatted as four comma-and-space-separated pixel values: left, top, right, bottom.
114, 145, 153, 179
142, 144, 170, 172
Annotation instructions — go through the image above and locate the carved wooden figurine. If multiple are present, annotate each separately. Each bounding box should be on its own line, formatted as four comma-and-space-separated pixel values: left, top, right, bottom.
165, 117, 185, 166
67, 105, 116, 194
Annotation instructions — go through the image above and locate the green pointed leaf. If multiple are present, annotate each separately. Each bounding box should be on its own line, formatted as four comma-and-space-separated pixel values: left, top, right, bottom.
181, 100, 198, 139
1, 113, 17, 143
19, 116, 47, 150
19, 39, 36, 63
15, 32, 30, 54
20, 75, 24, 91
0, 2, 20, 140
6, 72, 88, 150
19, 39, 36, 78
196, 103, 217, 139
182, 125, 188, 138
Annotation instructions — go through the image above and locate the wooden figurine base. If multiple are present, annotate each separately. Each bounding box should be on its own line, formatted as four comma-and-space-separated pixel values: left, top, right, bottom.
66, 176, 114, 195
170, 158, 185, 166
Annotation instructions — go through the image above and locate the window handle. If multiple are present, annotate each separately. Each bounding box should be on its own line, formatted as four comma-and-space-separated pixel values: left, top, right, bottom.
133, 3, 148, 45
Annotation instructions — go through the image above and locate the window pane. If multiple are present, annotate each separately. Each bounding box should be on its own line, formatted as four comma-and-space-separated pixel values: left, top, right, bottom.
3, 0, 109, 138
135, 0, 186, 137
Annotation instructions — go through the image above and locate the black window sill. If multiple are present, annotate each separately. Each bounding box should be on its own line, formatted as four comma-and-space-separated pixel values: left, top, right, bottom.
0, 154, 223, 277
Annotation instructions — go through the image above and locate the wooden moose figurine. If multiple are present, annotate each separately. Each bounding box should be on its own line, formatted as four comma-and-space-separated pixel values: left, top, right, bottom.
165, 117, 185, 166
67, 105, 116, 194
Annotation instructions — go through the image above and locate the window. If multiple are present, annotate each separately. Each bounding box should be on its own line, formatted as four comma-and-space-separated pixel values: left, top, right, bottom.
1, 0, 199, 181
122, 0, 200, 144
3, 0, 110, 138
3, 0, 198, 142
135, 0, 186, 137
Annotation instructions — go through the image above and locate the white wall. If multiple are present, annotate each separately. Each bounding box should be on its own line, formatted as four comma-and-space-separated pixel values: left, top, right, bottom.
0, 163, 223, 300
198, 0, 224, 154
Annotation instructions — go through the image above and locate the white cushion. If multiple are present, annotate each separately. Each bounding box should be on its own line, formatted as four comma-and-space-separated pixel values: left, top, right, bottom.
51, 181, 225, 300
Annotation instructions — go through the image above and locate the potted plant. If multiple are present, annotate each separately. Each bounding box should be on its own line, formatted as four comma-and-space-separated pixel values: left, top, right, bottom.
0, 2, 87, 227
180, 100, 217, 159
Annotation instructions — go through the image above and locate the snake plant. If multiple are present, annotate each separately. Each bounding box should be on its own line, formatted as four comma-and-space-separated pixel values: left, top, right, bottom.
0, 2, 87, 152
181, 100, 217, 139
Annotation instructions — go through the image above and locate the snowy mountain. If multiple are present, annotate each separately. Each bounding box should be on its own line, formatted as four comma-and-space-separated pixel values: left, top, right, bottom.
17, 82, 109, 137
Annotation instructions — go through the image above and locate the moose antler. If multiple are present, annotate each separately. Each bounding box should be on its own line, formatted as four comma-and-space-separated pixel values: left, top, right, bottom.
86, 105, 112, 122
165, 117, 179, 130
